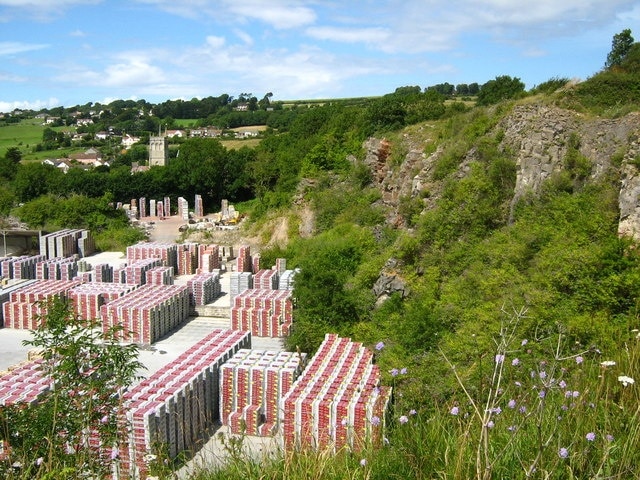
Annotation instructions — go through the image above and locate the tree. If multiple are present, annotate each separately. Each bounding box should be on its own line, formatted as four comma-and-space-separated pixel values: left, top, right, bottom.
0, 147, 21, 180
605, 28, 634, 69
476, 75, 525, 106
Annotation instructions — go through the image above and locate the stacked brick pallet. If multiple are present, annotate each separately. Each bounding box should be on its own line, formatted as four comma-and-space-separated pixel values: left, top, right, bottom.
194, 194, 203, 218
2, 280, 81, 329
164, 197, 170, 217
145, 266, 174, 285
220, 349, 307, 436
40, 229, 95, 259
176, 243, 198, 275
126, 242, 179, 271
254, 269, 279, 290
278, 269, 298, 290
118, 329, 251, 479
178, 197, 189, 220
1, 255, 46, 280
230, 289, 293, 337
236, 245, 252, 273
229, 271, 253, 305
68, 283, 137, 321
198, 244, 220, 273
93, 263, 114, 282
156, 200, 165, 219
187, 272, 221, 306
0, 359, 52, 461
139, 197, 146, 218
280, 334, 392, 452
35, 257, 78, 281
100, 284, 190, 344
114, 258, 162, 285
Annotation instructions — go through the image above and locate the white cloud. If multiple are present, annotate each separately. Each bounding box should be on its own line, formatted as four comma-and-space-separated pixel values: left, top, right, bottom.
0, 97, 59, 112
306, 26, 390, 44
0, 41, 48, 55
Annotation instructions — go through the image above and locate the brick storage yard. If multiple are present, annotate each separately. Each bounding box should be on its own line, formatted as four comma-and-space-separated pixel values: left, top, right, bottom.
0, 216, 391, 479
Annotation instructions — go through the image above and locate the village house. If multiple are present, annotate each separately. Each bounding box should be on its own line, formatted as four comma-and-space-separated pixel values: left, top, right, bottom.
121, 134, 141, 149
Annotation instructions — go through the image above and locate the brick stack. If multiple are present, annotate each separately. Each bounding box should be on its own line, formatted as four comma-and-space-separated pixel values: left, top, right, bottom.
36, 257, 78, 281
229, 271, 253, 306
139, 197, 146, 218
150, 200, 156, 218
164, 197, 170, 218
2, 280, 81, 329
1, 255, 46, 280
254, 269, 279, 290
230, 289, 293, 337
194, 194, 203, 218
156, 200, 164, 219
100, 284, 190, 344
198, 244, 220, 273
278, 269, 298, 290
220, 349, 307, 436
178, 197, 189, 220
93, 263, 114, 283
145, 266, 174, 286
120, 258, 163, 285
0, 359, 52, 460
40, 229, 95, 259
118, 328, 250, 479
236, 245, 252, 273
126, 242, 178, 271
187, 272, 221, 306
176, 243, 198, 275
68, 283, 137, 321
280, 334, 392, 452
252, 255, 260, 274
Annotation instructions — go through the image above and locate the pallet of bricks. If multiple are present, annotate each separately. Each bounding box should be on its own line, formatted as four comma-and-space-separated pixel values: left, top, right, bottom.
116, 329, 251, 479
40, 229, 95, 259
126, 242, 178, 271
230, 289, 293, 337
220, 349, 307, 437
2, 280, 81, 329
280, 334, 392, 452
35, 257, 78, 281
68, 283, 138, 322
145, 266, 174, 285
1, 255, 46, 280
113, 258, 162, 285
176, 243, 198, 275
0, 359, 52, 461
187, 271, 221, 306
100, 284, 189, 344
197, 244, 220, 273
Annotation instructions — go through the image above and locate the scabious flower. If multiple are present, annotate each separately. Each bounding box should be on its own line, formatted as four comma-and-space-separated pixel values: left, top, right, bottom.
36, 457, 43, 466
360, 458, 367, 467
558, 447, 569, 458
559, 380, 567, 389
521, 339, 528, 346
399, 415, 409, 424
400, 367, 407, 375
495, 354, 505, 364
512, 358, 520, 366
370, 415, 381, 426
586, 432, 596, 441
110, 447, 120, 460
375, 341, 385, 351
492, 406, 502, 415
606, 434, 614, 442
390, 368, 399, 377
486, 420, 495, 428
618, 375, 635, 387
450, 406, 459, 415
519, 405, 527, 414
576, 356, 584, 364
539, 371, 547, 379
538, 390, 546, 399
507, 399, 516, 409
409, 409, 417, 416
100, 414, 109, 424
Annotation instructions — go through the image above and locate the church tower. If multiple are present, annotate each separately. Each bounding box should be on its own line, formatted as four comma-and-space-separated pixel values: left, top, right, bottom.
149, 136, 168, 167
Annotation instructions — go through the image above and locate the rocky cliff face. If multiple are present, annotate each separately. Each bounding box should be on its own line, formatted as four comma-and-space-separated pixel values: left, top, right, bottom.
364, 104, 640, 240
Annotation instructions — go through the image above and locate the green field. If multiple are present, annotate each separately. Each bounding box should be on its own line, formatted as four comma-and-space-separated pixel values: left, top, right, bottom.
0, 118, 44, 158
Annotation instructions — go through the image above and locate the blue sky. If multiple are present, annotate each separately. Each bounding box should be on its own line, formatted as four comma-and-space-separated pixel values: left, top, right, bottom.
0, 0, 638, 112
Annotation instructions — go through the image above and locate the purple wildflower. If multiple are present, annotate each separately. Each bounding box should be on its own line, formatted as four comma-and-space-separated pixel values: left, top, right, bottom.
390, 368, 399, 377
375, 341, 385, 351
450, 406, 459, 415
507, 399, 516, 409
495, 354, 505, 364
360, 458, 367, 467
521, 339, 528, 346
512, 358, 520, 366
558, 447, 569, 458
586, 432, 596, 442
559, 380, 567, 389
576, 356, 584, 364
409, 409, 417, 416
400, 367, 407, 375
399, 415, 409, 424
371, 416, 381, 426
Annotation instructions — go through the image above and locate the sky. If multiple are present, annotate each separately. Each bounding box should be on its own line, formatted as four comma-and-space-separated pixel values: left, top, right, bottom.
0, 0, 639, 112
